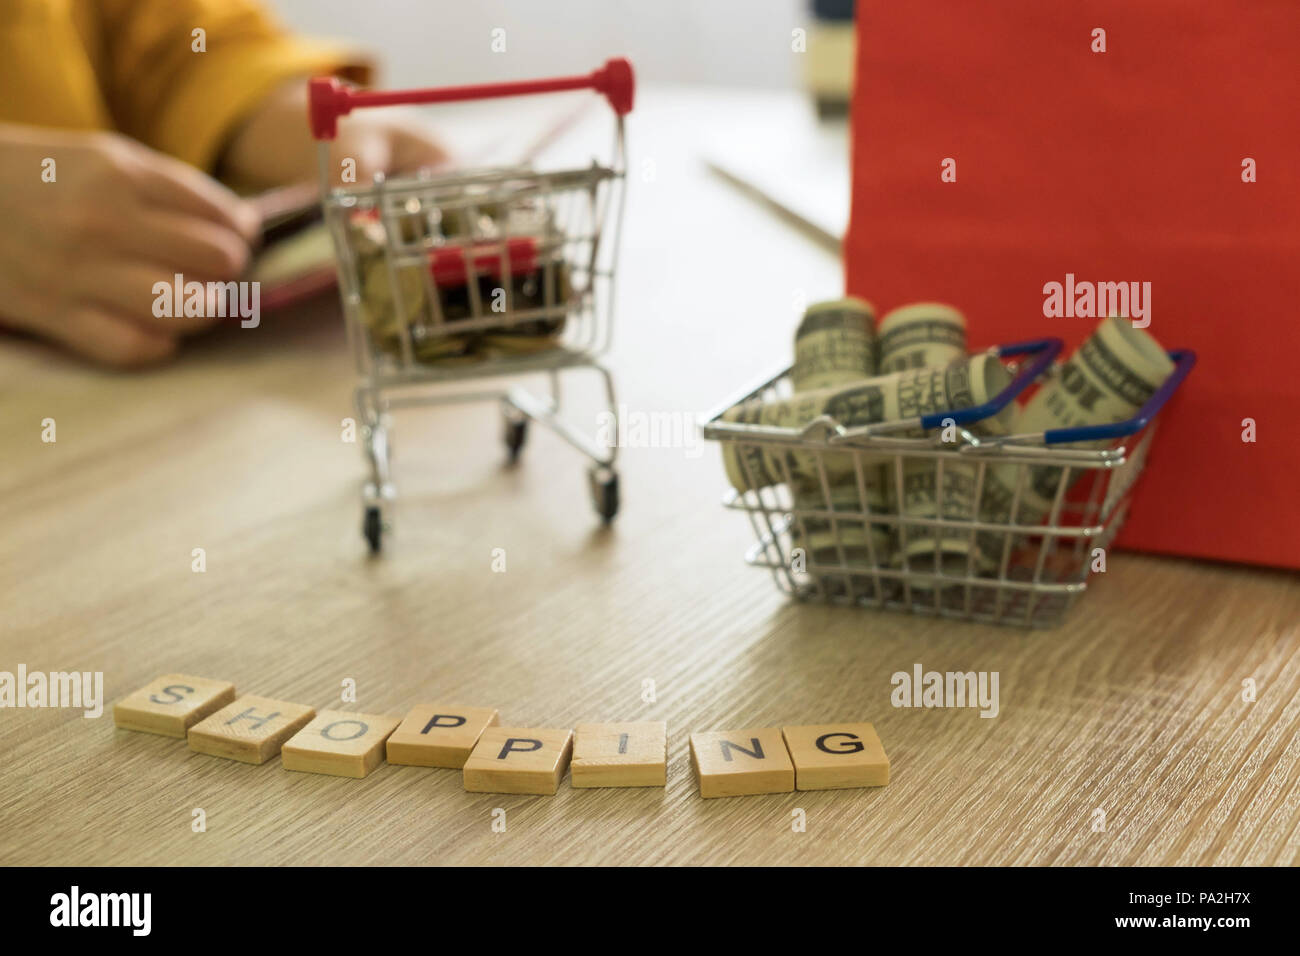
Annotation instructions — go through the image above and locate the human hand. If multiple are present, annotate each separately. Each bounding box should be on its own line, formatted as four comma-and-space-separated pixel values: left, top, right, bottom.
0, 124, 259, 366
219, 78, 452, 190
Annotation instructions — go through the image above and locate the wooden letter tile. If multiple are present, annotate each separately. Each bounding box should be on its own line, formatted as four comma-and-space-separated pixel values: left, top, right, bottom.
113, 674, 235, 737
187, 695, 315, 765
571, 721, 667, 788
690, 727, 794, 798
282, 710, 401, 778
386, 704, 499, 768
781, 723, 890, 790
462, 727, 573, 795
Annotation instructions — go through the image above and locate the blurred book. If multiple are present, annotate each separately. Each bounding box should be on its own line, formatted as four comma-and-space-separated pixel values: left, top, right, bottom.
247, 182, 333, 311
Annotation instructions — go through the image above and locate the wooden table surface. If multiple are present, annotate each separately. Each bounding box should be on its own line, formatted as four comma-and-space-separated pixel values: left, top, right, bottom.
1, 89, 1297, 867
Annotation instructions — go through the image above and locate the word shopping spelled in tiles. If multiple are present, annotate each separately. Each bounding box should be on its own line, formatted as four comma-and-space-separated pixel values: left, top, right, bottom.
112, 674, 891, 797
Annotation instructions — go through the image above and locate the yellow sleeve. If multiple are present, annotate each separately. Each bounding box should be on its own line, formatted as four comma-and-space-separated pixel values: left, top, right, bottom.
98, 0, 371, 172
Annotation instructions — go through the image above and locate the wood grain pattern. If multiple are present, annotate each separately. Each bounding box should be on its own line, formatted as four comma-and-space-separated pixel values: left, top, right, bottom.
782, 723, 889, 791
0, 90, 1297, 864
188, 696, 316, 765
691, 728, 795, 798
282, 710, 401, 779
112, 674, 236, 738
385, 704, 499, 768
572, 721, 667, 788
463, 728, 574, 796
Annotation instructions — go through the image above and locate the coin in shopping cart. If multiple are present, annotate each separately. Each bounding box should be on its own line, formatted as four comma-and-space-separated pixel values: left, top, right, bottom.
362, 256, 425, 315
503, 200, 553, 237
347, 213, 387, 257
480, 261, 571, 353
437, 194, 507, 241
362, 256, 429, 327
463, 196, 552, 240
792, 297, 878, 392
416, 344, 483, 366
347, 204, 432, 249
436, 278, 491, 323
877, 302, 967, 374
361, 329, 471, 365
482, 334, 564, 358
412, 326, 476, 358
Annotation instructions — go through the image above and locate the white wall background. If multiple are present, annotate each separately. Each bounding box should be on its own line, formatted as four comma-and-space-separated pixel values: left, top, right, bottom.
268, 0, 804, 90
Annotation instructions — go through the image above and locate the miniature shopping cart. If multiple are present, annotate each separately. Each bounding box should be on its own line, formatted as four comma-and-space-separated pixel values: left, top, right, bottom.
309, 59, 633, 551
701, 338, 1196, 627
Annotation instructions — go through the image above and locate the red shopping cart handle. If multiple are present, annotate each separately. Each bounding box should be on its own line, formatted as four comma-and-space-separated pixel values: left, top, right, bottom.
309, 58, 634, 140
429, 236, 540, 286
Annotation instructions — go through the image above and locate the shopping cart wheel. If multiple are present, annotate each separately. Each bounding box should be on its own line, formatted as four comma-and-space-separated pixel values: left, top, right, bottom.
363, 505, 383, 553
589, 466, 619, 524
503, 414, 528, 463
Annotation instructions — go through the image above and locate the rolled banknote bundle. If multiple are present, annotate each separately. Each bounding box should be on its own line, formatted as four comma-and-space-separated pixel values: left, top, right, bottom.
790, 476, 890, 556
788, 483, 893, 599
993, 315, 1175, 523
877, 302, 967, 374
791, 297, 878, 392
875, 302, 983, 574
889, 466, 1003, 590
791, 297, 884, 538
890, 538, 996, 602
722, 352, 1013, 493
881, 353, 1014, 581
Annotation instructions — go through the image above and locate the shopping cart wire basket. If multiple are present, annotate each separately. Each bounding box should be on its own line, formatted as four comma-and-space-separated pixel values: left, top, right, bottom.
309, 59, 634, 551
701, 337, 1197, 627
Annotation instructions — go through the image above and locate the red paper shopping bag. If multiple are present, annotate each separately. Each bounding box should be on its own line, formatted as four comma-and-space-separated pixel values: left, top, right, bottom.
845, 0, 1300, 569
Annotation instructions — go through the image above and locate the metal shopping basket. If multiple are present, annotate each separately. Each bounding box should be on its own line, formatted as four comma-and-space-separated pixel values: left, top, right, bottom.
701, 338, 1197, 627
308, 59, 634, 551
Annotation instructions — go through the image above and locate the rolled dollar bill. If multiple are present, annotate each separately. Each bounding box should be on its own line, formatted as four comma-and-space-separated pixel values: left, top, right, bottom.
791, 481, 890, 552
789, 483, 894, 599
1008, 315, 1174, 520
889, 463, 1000, 588
791, 298, 882, 524
890, 540, 996, 605
791, 297, 877, 392
722, 352, 1013, 493
875, 303, 974, 574
877, 302, 966, 374
1018, 315, 1173, 437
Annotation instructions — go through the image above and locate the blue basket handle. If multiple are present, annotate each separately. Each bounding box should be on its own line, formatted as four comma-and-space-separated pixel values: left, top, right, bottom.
918, 337, 1063, 430
1040, 348, 1197, 445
